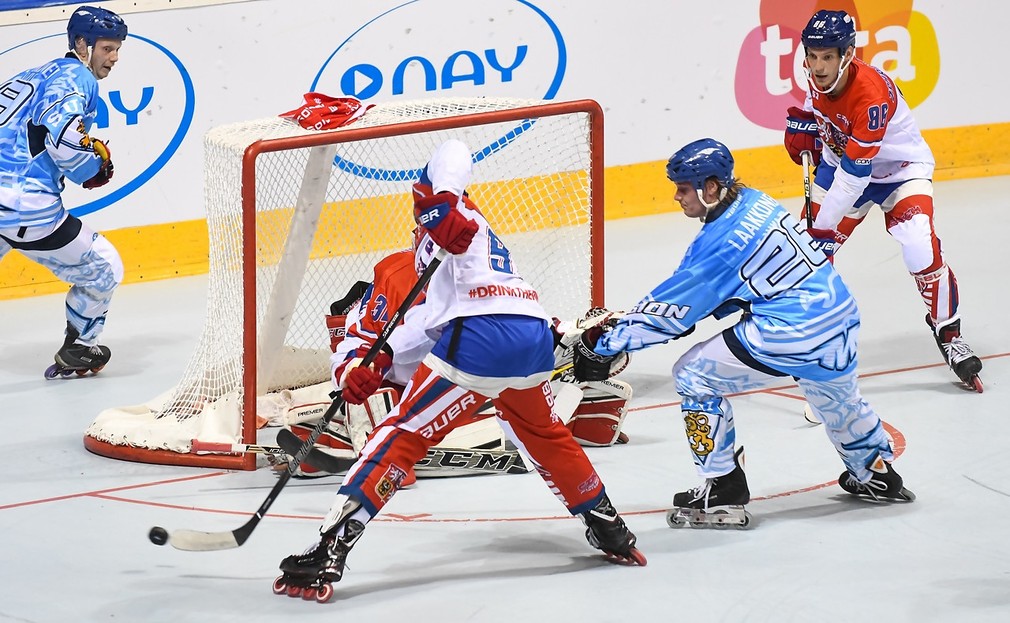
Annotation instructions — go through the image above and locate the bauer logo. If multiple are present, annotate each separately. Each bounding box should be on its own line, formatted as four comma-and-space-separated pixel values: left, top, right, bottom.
310, 0, 566, 102
734, 0, 939, 129
0, 33, 194, 216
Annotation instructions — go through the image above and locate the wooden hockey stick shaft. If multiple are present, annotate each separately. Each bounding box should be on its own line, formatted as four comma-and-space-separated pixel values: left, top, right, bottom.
160, 248, 448, 552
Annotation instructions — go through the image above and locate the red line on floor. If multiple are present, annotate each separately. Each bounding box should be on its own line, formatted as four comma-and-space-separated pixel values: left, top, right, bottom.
0, 353, 984, 522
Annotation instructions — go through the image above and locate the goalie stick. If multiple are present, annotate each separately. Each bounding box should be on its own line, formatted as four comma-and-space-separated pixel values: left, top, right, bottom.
191, 436, 360, 473
156, 248, 448, 552
275, 427, 531, 476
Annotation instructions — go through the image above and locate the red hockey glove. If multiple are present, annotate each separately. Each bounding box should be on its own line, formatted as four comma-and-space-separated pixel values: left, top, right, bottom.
784, 107, 821, 166
413, 188, 479, 254
83, 139, 114, 189
807, 227, 838, 257
342, 350, 393, 405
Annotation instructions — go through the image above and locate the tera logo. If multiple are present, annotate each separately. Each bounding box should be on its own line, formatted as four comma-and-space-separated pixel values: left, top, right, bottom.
311, 0, 566, 101
734, 0, 939, 129
0, 33, 193, 216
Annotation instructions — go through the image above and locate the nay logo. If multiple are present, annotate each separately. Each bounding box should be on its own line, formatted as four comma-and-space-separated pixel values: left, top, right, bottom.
311, 0, 566, 102
734, 0, 939, 129
0, 33, 194, 216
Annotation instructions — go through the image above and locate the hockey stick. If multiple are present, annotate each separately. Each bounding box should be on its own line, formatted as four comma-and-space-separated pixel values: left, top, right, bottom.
799, 150, 822, 425
801, 150, 813, 229
190, 439, 289, 460
275, 426, 530, 476
158, 248, 449, 552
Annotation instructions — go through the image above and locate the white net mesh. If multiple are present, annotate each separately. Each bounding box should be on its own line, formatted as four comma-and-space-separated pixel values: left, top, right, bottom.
86, 97, 602, 466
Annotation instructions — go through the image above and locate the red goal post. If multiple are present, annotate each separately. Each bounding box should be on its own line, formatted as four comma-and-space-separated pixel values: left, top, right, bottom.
84, 97, 606, 470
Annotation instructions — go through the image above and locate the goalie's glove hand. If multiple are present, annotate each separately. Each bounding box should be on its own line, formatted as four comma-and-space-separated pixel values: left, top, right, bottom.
413, 187, 479, 254
83, 139, 114, 189
807, 227, 838, 257
342, 349, 393, 405
784, 106, 821, 166
573, 326, 619, 383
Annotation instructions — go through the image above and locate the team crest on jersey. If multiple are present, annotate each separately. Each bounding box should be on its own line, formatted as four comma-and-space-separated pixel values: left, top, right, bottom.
374, 463, 409, 501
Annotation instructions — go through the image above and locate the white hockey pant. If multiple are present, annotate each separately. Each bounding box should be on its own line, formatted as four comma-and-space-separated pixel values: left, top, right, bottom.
0, 215, 123, 345
673, 333, 893, 482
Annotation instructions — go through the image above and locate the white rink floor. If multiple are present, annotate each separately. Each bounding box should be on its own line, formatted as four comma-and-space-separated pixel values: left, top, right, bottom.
2, 176, 1008, 623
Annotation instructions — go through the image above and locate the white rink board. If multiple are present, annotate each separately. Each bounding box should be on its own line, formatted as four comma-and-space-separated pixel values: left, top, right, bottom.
0, 0, 1005, 230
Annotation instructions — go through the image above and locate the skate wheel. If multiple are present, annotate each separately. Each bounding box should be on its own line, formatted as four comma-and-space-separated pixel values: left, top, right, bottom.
286, 584, 302, 598
739, 512, 753, 529
665, 511, 685, 528
60, 368, 75, 377
44, 365, 61, 380
971, 376, 984, 394
91, 365, 105, 375
627, 547, 648, 566
301, 587, 317, 601
272, 576, 287, 595
76, 369, 88, 376
314, 583, 334, 603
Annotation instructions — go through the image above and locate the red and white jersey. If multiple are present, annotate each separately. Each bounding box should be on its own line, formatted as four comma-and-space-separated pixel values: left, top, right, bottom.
331, 249, 432, 386
807, 57, 934, 230
415, 193, 550, 334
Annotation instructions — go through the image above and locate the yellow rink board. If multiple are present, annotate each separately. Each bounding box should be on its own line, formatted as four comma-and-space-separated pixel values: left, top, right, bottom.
2, 122, 1008, 300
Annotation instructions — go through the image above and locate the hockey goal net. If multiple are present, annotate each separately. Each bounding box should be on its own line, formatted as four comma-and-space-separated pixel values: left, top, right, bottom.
84, 97, 605, 469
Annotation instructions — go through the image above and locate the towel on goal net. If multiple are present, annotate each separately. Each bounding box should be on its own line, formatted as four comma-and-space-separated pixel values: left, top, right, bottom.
280, 92, 373, 131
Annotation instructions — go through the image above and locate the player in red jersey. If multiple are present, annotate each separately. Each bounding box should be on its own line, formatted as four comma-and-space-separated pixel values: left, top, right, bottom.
783, 9, 983, 392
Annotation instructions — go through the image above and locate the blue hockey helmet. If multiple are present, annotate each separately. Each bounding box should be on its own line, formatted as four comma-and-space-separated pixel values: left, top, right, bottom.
801, 10, 856, 51
666, 138, 735, 191
67, 6, 128, 49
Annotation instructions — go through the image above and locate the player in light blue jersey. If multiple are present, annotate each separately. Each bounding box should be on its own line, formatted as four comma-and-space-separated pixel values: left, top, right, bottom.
0, 6, 127, 378
575, 138, 914, 529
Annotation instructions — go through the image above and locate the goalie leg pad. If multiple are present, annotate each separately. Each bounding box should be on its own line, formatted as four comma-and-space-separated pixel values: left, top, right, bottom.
345, 387, 399, 454
566, 379, 632, 446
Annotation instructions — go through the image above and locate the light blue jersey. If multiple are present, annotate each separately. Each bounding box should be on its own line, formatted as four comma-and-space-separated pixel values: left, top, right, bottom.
599, 187, 859, 382
0, 55, 104, 229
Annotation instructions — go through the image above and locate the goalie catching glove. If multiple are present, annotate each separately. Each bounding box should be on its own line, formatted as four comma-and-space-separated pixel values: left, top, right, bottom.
337, 349, 393, 405
82, 138, 114, 189
412, 185, 478, 254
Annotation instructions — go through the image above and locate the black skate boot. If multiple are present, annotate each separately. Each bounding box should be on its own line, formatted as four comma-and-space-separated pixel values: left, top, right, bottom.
45, 324, 112, 379
668, 446, 752, 529
838, 453, 915, 502
273, 518, 365, 603
926, 315, 983, 393
580, 494, 647, 566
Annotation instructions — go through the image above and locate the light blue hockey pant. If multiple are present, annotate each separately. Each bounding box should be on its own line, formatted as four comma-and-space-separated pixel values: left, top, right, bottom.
0, 214, 123, 346
673, 332, 893, 483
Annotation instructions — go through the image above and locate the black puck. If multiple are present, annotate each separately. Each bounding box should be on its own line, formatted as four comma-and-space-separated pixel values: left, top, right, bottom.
149, 526, 169, 546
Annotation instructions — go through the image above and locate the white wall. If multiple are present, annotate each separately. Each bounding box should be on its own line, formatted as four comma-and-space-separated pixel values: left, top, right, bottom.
2, 0, 1006, 231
